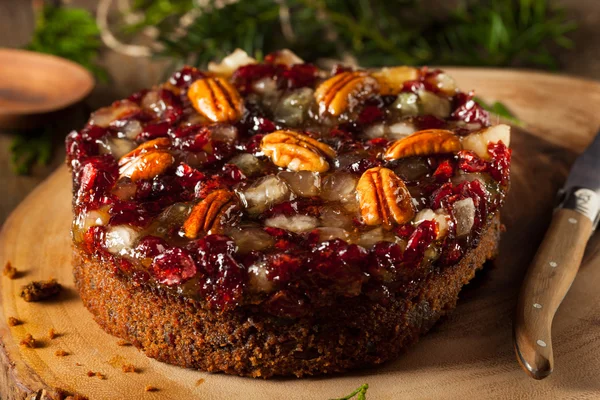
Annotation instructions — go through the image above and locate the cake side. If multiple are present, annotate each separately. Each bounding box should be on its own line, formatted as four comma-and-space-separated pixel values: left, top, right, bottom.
74, 213, 500, 378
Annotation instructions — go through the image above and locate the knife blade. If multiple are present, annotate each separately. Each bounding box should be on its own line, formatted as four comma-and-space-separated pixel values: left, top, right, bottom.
514, 130, 600, 379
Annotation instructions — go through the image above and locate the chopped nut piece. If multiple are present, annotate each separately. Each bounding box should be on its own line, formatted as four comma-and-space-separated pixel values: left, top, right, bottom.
145, 385, 158, 392
55, 349, 69, 357
3, 261, 17, 279
20, 279, 62, 302
357, 167, 415, 228
188, 77, 244, 122
384, 129, 461, 160
183, 189, 239, 238
261, 130, 336, 172
7, 317, 21, 326
122, 364, 136, 373
20, 333, 36, 348
314, 71, 378, 116
48, 328, 58, 339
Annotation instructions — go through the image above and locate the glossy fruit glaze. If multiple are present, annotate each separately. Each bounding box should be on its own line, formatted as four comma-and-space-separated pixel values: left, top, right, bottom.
67, 50, 511, 316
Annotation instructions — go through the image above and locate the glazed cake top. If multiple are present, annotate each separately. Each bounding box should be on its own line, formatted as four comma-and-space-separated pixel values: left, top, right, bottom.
67, 49, 511, 314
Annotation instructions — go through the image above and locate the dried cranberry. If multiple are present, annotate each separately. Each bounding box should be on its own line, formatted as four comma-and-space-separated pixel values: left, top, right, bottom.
431, 182, 454, 209
175, 163, 205, 189
413, 115, 446, 130
136, 235, 169, 258
457, 150, 487, 173
178, 127, 211, 152
267, 253, 302, 283
433, 159, 454, 181
263, 198, 322, 219
232, 64, 282, 93
488, 141, 511, 184
244, 134, 265, 154
137, 121, 172, 141
157, 89, 183, 123
368, 242, 404, 282
65, 130, 99, 166
331, 64, 353, 75
151, 247, 197, 285
357, 105, 384, 125
169, 66, 205, 89
83, 226, 106, 255
76, 155, 118, 209
344, 157, 381, 174
403, 220, 436, 267
82, 125, 110, 140
307, 239, 367, 295
282, 64, 318, 89
451, 92, 490, 127
194, 176, 225, 199
221, 164, 246, 184
109, 201, 153, 227
438, 240, 464, 266
127, 89, 149, 104
194, 235, 246, 309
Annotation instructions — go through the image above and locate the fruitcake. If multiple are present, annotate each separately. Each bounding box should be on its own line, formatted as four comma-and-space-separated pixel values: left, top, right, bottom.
67, 49, 511, 378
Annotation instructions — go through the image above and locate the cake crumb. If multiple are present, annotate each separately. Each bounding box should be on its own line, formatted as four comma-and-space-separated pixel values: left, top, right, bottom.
48, 328, 58, 339
121, 363, 136, 373
20, 279, 62, 302
116, 339, 131, 346
196, 378, 205, 386
3, 261, 17, 279
20, 333, 36, 348
145, 385, 158, 392
7, 317, 21, 326
86, 370, 106, 379
75, 362, 83, 366
55, 349, 69, 357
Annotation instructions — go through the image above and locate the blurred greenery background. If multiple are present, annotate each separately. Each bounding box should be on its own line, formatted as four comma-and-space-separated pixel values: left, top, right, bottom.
0, 0, 598, 221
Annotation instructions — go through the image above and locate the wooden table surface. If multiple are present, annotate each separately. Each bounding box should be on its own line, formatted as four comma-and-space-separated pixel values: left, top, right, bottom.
1, 0, 600, 224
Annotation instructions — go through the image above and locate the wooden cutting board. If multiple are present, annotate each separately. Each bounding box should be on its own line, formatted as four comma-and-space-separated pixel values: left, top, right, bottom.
1, 69, 600, 400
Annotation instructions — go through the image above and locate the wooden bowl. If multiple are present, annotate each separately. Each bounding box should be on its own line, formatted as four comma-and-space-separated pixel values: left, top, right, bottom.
0, 48, 94, 129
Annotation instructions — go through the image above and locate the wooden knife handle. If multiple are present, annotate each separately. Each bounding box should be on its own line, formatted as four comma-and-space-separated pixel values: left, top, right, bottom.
514, 208, 593, 379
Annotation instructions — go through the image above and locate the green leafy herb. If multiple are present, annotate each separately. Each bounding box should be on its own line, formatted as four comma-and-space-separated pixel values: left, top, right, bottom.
124, 0, 575, 69
474, 96, 524, 126
9, 130, 53, 175
27, 4, 107, 81
331, 383, 369, 400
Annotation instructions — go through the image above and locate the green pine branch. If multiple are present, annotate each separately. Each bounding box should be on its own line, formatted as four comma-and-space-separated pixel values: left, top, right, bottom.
124, 0, 576, 69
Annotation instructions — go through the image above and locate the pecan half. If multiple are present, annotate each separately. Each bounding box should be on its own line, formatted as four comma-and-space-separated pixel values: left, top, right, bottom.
183, 189, 239, 238
357, 167, 415, 228
384, 129, 461, 160
314, 71, 379, 116
260, 130, 336, 173
187, 77, 243, 122
118, 138, 174, 182
372, 66, 420, 95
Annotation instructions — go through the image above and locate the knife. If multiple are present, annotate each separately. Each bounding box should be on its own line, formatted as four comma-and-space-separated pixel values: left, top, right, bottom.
513, 131, 600, 379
